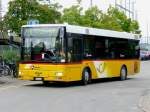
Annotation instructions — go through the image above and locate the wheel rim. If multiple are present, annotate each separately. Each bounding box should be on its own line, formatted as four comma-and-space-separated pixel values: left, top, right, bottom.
84, 71, 89, 82
121, 67, 126, 80
4, 68, 10, 76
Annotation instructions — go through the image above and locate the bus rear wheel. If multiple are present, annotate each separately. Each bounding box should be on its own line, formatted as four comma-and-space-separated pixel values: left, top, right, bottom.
81, 69, 91, 85
120, 66, 127, 81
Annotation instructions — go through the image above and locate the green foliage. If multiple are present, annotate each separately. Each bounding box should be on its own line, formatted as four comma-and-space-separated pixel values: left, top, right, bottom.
83, 6, 103, 28
0, 19, 7, 32
130, 20, 140, 33
3, 0, 61, 34
62, 5, 140, 34
62, 5, 83, 25
3, 0, 140, 34
106, 6, 140, 33
36, 5, 61, 24
1, 47, 20, 62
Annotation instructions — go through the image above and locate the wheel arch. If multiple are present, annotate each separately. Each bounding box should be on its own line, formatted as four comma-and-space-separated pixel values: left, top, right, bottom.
82, 66, 92, 78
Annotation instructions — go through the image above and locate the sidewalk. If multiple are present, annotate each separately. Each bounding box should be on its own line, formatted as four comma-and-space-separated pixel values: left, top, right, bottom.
0, 76, 39, 87
0, 76, 27, 86
0, 76, 17, 85
139, 91, 150, 112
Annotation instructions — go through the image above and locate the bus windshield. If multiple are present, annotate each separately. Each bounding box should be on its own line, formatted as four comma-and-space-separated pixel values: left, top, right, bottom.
22, 27, 66, 63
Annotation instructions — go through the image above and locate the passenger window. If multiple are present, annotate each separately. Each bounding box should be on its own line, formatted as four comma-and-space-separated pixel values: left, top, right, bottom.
72, 38, 82, 62
94, 38, 109, 59
83, 38, 94, 59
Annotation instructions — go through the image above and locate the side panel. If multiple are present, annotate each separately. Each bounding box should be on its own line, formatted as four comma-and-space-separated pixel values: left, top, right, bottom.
82, 60, 140, 79
65, 64, 82, 81
18, 63, 83, 82
18, 60, 140, 82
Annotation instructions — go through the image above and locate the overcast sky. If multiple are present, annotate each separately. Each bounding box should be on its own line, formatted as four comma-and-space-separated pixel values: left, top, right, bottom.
1, 0, 150, 42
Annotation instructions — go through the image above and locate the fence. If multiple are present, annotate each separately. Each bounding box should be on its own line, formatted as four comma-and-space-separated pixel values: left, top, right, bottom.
0, 32, 20, 63
0, 45, 20, 62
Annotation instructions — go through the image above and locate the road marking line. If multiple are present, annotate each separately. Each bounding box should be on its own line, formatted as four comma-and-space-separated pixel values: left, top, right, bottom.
0, 82, 41, 92
0, 85, 21, 91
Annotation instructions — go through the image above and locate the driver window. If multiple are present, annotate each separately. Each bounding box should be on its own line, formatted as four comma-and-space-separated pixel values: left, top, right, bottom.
67, 34, 82, 62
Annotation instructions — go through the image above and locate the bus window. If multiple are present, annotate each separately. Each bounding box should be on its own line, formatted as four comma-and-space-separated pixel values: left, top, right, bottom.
83, 38, 94, 59
94, 37, 109, 59
109, 38, 130, 59
128, 40, 140, 59
67, 34, 82, 62
22, 27, 66, 63
72, 38, 82, 62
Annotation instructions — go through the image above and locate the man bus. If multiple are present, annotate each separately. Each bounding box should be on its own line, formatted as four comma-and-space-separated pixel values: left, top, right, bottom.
18, 24, 140, 85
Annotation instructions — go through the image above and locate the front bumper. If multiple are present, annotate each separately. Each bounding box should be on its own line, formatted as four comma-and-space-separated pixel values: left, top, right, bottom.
18, 70, 68, 82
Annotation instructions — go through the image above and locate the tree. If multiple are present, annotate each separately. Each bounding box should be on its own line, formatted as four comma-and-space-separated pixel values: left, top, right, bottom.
62, 5, 83, 25
83, 6, 103, 28
4, 0, 140, 34
130, 20, 140, 33
36, 4, 61, 24
0, 19, 8, 39
4, 0, 61, 34
62, 5, 140, 34
106, 6, 140, 33
0, 20, 4, 32
100, 13, 123, 31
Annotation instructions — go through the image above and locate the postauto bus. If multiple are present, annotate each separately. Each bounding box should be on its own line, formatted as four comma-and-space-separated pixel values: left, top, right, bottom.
18, 24, 140, 85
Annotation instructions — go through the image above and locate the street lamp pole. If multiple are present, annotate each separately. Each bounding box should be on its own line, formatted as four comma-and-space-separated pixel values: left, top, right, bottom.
90, 0, 93, 8
0, 0, 2, 21
125, 0, 127, 14
115, 0, 117, 7
115, 0, 136, 20
132, 0, 136, 20
48, 0, 51, 6
147, 23, 149, 44
129, 0, 130, 18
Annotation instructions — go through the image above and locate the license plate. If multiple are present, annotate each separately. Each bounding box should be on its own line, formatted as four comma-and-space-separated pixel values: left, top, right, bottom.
34, 77, 43, 81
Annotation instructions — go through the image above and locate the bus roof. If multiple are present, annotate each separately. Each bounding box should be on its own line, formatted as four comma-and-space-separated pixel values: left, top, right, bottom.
22, 24, 140, 40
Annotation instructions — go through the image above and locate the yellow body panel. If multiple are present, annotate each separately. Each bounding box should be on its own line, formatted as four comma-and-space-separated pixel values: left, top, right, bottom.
18, 60, 140, 82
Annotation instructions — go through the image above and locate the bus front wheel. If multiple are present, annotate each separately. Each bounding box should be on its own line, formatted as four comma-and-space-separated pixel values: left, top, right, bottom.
81, 68, 91, 85
120, 66, 127, 81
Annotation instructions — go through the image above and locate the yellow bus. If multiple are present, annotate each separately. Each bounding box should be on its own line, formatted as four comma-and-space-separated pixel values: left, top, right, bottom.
18, 24, 140, 85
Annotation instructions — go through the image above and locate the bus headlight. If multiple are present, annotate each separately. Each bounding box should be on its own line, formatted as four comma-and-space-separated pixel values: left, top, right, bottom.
19, 71, 22, 75
55, 72, 63, 77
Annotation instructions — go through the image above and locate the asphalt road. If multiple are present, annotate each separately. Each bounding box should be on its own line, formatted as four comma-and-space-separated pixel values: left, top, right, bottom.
0, 61, 150, 112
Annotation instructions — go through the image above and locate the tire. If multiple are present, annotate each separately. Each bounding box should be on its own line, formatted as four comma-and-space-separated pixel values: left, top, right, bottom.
120, 66, 127, 81
81, 69, 91, 85
4, 66, 11, 76
12, 70, 17, 78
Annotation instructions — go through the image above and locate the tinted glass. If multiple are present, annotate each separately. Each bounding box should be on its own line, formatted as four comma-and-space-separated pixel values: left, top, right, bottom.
22, 27, 66, 63
67, 34, 82, 62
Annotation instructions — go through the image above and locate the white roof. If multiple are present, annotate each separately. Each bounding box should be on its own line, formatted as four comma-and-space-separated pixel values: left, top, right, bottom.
22, 24, 140, 40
